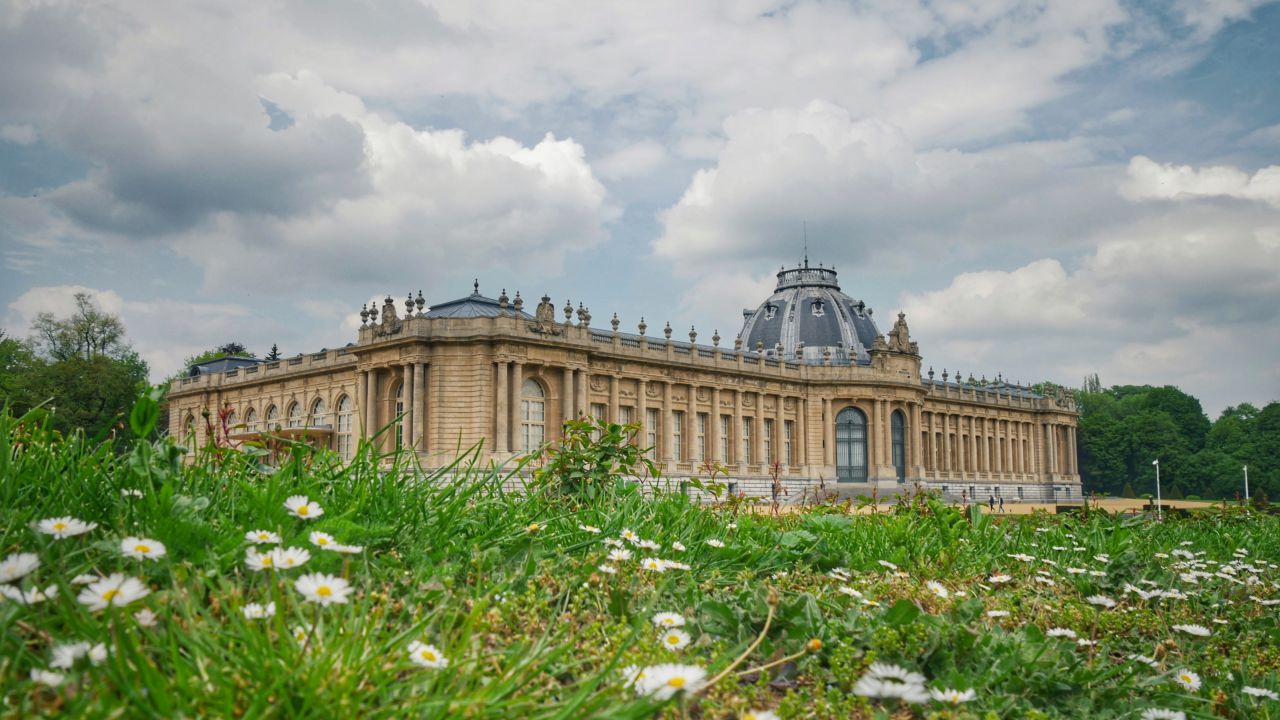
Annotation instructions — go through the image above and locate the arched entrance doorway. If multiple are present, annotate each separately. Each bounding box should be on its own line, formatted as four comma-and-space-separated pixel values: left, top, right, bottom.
835, 407, 868, 482
892, 410, 906, 481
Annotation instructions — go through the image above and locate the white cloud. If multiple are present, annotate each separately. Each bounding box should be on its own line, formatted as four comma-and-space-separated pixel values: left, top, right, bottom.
595, 141, 668, 181
1121, 156, 1280, 207
0, 123, 37, 145
899, 211, 1280, 413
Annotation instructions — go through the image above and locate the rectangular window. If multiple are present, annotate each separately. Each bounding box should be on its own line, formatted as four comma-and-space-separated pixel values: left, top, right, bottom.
646, 408, 659, 460
619, 406, 634, 444
590, 403, 606, 440
763, 418, 774, 466
719, 415, 730, 463
741, 417, 752, 465
784, 420, 795, 466
672, 411, 684, 462
696, 413, 707, 462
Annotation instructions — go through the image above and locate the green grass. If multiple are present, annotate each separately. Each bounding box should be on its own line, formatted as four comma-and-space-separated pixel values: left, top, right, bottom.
2, 400, 1279, 719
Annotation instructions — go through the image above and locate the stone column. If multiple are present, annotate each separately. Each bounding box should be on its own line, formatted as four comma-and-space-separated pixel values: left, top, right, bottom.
576, 369, 588, 420
1068, 426, 1077, 475
562, 367, 574, 431
733, 388, 743, 467
969, 417, 979, 477
413, 362, 425, 452
710, 387, 722, 462
662, 381, 674, 463
637, 379, 648, 451
401, 364, 414, 450
941, 414, 951, 473
510, 362, 523, 452
981, 418, 991, 474
755, 390, 766, 465
797, 397, 808, 467
609, 376, 619, 423
925, 411, 934, 472
822, 398, 834, 466
495, 361, 509, 453
365, 368, 378, 436
355, 370, 367, 435
1047, 423, 1057, 475
1006, 420, 1015, 475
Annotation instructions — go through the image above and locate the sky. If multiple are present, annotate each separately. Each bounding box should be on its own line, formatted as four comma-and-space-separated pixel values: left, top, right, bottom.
1, 0, 1278, 417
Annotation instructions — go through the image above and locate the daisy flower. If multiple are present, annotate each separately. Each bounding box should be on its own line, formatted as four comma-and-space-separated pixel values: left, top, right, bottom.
620, 529, 640, 544
660, 629, 691, 651
671, 541, 686, 552
51, 642, 90, 669
270, 547, 311, 569
877, 560, 899, 571
1046, 628, 1078, 639
77, 573, 150, 611
1141, 710, 1186, 720
926, 581, 950, 599
742, 711, 779, 720
30, 668, 65, 687
578, 524, 601, 534
330, 544, 364, 554
408, 641, 448, 668
0, 584, 57, 605
607, 548, 632, 563
838, 586, 864, 598
245, 530, 281, 545
293, 624, 314, 643
633, 663, 707, 700
1087, 595, 1116, 609
1242, 686, 1280, 701
1077, 639, 1097, 647
88, 643, 108, 665
1172, 668, 1201, 692
1172, 624, 1211, 637
929, 687, 976, 704
294, 573, 352, 606
1127, 654, 1158, 668
0, 552, 39, 583
120, 488, 144, 498
706, 539, 725, 548
640, 558, 666, 572
597, 563, 617, 575
309, 531, 335, 548
120, 536, 167, 561
988, 574, 1012, 584
662, 560, 690, 571
37, 516, 98, 539
852, 663, 930, 704
245, 547, 275, 571
620, 664, 646, 688
652, 612, 685, 628
987, 610, 1011, 618
637, 539, 660, 550
243, 602, 276, 619
134, 608, 158, 627
71, 573, 100, 585
284, 495, 324, 520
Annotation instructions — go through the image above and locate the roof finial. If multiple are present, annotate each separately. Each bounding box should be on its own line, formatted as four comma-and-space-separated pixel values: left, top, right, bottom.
803, 220, 809, 269
473, 278, 479, 295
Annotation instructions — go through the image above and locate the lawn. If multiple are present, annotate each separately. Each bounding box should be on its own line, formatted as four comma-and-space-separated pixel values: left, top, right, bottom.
2, 394, 1278, 719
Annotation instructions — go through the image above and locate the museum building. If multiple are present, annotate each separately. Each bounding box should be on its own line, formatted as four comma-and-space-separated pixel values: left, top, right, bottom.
167, 262, 1081, 501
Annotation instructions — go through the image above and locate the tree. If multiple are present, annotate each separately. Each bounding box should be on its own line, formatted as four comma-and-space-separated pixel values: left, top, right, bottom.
169, 342, 255, 383
29, 292, 128, 362
265, 343, 281, 361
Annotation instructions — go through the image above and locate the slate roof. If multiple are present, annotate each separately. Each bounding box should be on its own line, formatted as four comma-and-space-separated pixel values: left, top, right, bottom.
188, 356, 264, 377
737, 264, 880, 365
423, 291, 535, 320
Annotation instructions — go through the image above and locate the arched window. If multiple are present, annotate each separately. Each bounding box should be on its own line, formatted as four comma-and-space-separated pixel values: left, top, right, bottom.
244, 407, 257, 432
336, 395, 353, 460
835, 407, 868, 482
309, 398, 326, 428
287, 401, 302, 428
265, 404, 279, 429
226, 409, 239, 435
394, 383, 405, 450
520, 379, 545, 452
184, 414, 197, 444
892, 410, 906, 482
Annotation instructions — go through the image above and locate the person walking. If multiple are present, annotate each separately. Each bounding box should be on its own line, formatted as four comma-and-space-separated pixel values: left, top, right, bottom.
998, 496, 1005, 513
988, 495, 995, 511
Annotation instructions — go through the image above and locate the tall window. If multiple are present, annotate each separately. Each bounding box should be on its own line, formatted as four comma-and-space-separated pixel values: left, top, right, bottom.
784, 420, 794, 466
645, 409, 659, 460
287, 401, 302, 428
395, 384, 405, 449
244, 408, 257, 432
763, 418, 774, 465
520, 379, 545, 452
310, 398, 326, 428
719, 415, 730, 463
266, 405, 279, 429
741, 417, 753, 465
226, 410, 238, 432
695, 413, 707, 462
336, 395, 353, 460
835, 407, 867, 482
184, 414, 196, 444
619, 406, 634, 445
590, 403, 606, 440
892, 410, 906, 481
672, 411, 684, 462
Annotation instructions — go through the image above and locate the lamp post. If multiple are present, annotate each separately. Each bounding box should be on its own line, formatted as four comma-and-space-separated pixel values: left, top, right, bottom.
1152, 458, 1162, 520
1243, 464, 1250, 502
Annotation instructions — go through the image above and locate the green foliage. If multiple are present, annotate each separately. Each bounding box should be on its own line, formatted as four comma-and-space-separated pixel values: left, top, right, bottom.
530, 417, 656, 499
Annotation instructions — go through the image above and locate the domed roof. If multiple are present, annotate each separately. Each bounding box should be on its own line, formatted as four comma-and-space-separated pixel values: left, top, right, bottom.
736, 262, 880, 365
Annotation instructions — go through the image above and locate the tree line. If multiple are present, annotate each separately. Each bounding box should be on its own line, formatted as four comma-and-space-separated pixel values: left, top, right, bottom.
1075, 374, 1279, 502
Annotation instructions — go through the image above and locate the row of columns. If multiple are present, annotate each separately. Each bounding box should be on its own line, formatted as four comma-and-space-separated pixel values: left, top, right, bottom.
1045, 422, 1078, 476
923, 413, 1037, 476
818, 397, 922, 471
493, 361, 808, 468
356, 362, 429, 451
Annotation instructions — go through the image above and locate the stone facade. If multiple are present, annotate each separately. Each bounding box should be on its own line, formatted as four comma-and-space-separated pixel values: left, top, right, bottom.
168, 270, 1082, 503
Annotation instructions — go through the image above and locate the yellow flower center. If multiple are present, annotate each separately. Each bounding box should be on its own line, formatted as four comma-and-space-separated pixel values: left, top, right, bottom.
667, 677, 686, 688
102, 589, 120, 602
54, 523, 67, 531
262, 557, 273, 566
317, 538, 328, 545
316, 585, 332, 597
135, 544, 150, 553
297, 506, 309, 516
422, 651, 436, 661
